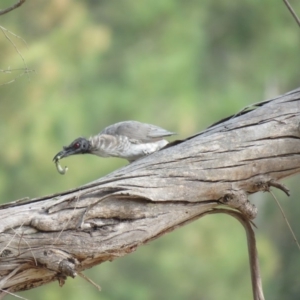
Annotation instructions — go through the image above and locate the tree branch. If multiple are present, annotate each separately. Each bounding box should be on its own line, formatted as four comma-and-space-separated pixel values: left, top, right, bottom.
203, 209, 265, 300
283, 0, 300, 27
0, 0, 26, 16
1, 88, 300, 297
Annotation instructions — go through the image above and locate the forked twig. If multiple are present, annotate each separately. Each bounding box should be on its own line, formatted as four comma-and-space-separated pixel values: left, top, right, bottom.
0, 26, 28, 71
0, 25, 33, 85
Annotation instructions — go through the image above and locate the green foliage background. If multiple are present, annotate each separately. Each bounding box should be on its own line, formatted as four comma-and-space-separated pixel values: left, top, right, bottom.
1, 1, 300, 299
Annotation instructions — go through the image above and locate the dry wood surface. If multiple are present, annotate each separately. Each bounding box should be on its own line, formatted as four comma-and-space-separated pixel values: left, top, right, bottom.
1, 88, 300, 295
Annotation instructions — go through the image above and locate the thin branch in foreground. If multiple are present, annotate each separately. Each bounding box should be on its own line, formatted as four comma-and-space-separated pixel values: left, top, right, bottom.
283, 0, 300, 27
0, 26, 28, 70
0, 289, 28, 300
203, 209, 265, 300
78, 272, 101, 291
0, 26, 32, 85
269, 190, 300, 251
0, 68, 34, 86
0, 26, 28, 48
0, 0, 26, 16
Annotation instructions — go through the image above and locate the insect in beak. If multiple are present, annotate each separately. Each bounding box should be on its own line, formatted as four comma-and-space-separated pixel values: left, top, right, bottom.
53, 155, 68, 175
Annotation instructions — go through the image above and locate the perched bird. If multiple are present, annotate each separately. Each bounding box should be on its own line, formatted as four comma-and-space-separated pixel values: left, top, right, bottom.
53, 121, 175, 173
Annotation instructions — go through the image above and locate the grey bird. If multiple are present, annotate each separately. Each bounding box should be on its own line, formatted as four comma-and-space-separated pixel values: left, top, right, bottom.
53, 121, 175, 171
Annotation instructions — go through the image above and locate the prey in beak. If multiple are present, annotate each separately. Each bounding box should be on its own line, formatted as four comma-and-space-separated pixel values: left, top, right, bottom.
53, 137, 91, 175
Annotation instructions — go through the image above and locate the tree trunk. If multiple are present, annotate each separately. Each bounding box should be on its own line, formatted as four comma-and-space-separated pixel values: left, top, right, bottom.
1, 88, 300, 296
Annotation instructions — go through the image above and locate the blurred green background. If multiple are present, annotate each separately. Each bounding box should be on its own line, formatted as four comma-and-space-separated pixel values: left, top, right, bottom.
1, 0, 300, 299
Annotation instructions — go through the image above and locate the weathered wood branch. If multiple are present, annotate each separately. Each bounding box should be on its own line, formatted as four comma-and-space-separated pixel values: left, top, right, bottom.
1, 88, 300, 297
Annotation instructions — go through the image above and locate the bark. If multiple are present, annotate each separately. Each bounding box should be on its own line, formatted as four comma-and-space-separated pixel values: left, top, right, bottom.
1, 88, 300, 296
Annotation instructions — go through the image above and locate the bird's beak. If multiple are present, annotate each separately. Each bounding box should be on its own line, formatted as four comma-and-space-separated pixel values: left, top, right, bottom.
53, 147, 74, 162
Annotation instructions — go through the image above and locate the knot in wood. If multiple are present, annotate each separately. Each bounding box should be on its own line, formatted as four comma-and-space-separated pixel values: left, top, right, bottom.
254, 181, 270, 193
221, 190, 257, 220
43, 250, 54, 256
0, 249, 12, 257
255, 179, 290, 196
58, 259, 77, 278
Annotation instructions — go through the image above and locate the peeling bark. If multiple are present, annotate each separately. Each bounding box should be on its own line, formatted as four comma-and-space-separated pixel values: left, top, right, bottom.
1, 88, 300, 297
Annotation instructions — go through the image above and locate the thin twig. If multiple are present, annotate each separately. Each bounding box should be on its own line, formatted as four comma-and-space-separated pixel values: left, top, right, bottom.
0, 221, 25, 256
78, 272, 101, 291
76, 191, 118, 229
0, 26, 27, 47
0, 220, 37, 267
269, 180, 290, 196
51, 194, 82, 245
283, 0, 300, 27
16, 230, 37, 266
0, 288, 28, 300
0, 0, 26, 16
202, 208, 265, 300
1, 68, 30, 73
269, 190, 300, 251
0, 25, 32, 85
0, 26, 28, 71
0, 68, 34, 86
0, 265, 23, 290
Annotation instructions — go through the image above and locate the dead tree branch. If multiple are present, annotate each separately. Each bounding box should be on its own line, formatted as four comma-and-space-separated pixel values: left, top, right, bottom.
1, 88, 300, 298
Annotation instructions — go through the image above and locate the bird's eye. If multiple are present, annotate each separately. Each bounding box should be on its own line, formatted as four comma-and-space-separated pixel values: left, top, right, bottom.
74, 143, 80, 149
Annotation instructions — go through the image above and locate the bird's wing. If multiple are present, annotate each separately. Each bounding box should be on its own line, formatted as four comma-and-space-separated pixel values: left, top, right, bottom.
99, 121, 175, 142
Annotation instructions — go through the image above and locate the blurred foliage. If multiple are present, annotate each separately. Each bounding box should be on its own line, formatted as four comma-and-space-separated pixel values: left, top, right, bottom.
1, 0, 300, 299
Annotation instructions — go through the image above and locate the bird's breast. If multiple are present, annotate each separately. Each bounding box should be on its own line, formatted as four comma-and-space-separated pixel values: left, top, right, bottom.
90, 135, 168, 161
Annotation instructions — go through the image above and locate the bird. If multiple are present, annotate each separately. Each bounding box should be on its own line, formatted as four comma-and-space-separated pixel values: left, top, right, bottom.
53, 121, 175, 169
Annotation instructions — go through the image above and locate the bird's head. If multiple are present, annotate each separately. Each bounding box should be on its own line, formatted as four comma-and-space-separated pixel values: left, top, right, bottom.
53, 137, 91, 162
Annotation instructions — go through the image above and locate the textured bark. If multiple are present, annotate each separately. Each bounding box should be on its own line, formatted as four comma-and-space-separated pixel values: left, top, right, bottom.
1, 88, 300, 294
